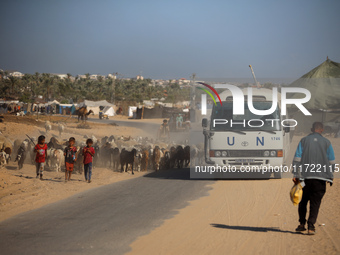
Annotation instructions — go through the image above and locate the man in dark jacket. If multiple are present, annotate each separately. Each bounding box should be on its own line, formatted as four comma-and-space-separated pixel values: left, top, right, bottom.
292, 122, 336, 235
158, 119, 170, 141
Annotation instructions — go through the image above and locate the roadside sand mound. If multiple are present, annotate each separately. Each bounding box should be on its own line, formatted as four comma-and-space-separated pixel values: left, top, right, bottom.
0, 160, 146, 222
76, 123, 91, 129
0, 114, 154, 222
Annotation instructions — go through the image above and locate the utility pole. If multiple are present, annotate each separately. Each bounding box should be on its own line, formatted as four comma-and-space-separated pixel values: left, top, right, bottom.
249, 65, 261, 88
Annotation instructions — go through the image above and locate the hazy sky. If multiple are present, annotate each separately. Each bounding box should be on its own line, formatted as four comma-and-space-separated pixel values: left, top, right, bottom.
1, 0, 339, 79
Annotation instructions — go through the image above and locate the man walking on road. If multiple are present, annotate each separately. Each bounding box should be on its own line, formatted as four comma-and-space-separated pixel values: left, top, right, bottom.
292, 122, 335, 235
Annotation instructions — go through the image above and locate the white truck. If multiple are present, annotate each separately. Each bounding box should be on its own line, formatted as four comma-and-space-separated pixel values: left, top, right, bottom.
202, 87, 292, 178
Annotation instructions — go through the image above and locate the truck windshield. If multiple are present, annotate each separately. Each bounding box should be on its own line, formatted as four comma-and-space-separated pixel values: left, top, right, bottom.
210, 101, 281, 131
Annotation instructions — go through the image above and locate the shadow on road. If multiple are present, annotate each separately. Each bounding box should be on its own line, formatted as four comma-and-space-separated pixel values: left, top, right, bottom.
5, 165, 17, 170
143, 168, 274, 181
143, 168, 193, 180
13, 174, 65, 182
211, 223, 301, 234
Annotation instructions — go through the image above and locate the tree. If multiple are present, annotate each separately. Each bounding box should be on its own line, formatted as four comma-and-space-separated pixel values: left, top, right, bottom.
0, 71, 190, 105
8, 76, 18, 95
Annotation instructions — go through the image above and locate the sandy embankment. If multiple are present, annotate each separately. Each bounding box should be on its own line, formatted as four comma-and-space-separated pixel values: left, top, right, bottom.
0, 114, 154, 222
128, 134, 340, 255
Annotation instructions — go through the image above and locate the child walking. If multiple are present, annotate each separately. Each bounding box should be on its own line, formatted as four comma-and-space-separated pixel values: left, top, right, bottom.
34, 135, 48, 180
83, 139, 95, 183
64, 137, 77, 182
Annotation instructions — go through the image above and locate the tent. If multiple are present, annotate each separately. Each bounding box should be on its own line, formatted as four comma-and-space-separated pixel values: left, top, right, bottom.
102, 106, 115, 117
0, 100, 19, 104
78, 100, 113, 108
46, 100, 60, 106
128, 106, 137, 117
59, 104, 75, 115
289, 58, 340, 110
78, 100, 114, 115
289, 58, 340, 132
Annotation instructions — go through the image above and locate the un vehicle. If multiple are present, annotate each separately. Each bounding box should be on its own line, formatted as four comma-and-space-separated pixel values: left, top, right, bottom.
202, 87, 292, 178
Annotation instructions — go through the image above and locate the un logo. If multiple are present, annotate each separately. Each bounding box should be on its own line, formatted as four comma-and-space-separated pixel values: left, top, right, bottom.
241, 141, 249, 147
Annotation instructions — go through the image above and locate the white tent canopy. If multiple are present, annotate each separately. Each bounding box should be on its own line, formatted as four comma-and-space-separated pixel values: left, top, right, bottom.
128, 106, 137, 117
78, 100, 113, 108
46, 100, 60, 106
102, 106, 115, 116
77, 100, 115, 115
0, 100, 19, 104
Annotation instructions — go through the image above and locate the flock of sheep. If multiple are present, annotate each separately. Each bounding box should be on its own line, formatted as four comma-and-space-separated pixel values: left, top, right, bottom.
3, 121, 205, 175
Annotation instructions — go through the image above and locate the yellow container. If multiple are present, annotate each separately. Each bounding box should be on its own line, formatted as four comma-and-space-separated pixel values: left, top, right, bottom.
290, 183, 303, 206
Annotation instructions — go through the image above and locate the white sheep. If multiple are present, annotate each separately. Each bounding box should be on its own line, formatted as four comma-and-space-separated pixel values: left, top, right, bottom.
45, 121, 52, 134
0, 151, 9, 167
58, 123, 64, 137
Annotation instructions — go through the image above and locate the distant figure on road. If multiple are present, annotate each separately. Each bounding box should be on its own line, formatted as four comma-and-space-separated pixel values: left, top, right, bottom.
292, 122, 335, 235
176, 114, 183, 129
158, 119, 170, 141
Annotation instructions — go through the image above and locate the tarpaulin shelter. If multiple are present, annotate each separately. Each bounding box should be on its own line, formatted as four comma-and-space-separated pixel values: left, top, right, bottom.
289, 58, 340, 132
59, 104, 75, 115
45, 100, 60, 114
46, 100, 60, 106
289, 58, 340, 110
134, 105, 190, 119
128, 106, 137, 117
77, 100, 114, 115
102, 106, 115, 117
78, 100, 113, 108
136, 105, 163, 119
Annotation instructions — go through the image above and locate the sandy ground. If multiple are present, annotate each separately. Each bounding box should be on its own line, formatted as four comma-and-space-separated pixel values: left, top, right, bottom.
128, 133, 340, 255
99, 114, 167, 124
0, 114, 152, 222
128, 179, 340, 255
0, 114, 153, 141
1, 114, 340, 254
0, 164, 146, 222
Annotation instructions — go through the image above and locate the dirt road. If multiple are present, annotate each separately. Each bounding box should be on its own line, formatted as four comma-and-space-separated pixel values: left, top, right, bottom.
127, 132, 340, 255
130, 131, 340, 254
0, 169, 213, 255
1, 115, 340, 254
128, 178, 340, 255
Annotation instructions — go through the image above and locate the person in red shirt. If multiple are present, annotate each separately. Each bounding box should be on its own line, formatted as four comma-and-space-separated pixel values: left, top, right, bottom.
64, 137, 77, 182
34, 135, 48, 180
83, 139, 95, 183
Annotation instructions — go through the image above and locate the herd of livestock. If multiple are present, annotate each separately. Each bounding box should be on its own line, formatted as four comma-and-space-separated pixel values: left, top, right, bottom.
0, 121, 204, 175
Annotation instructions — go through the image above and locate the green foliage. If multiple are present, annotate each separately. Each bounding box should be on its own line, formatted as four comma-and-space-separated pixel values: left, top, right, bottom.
18, 92, 32, 103
0, 73, 190, 103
